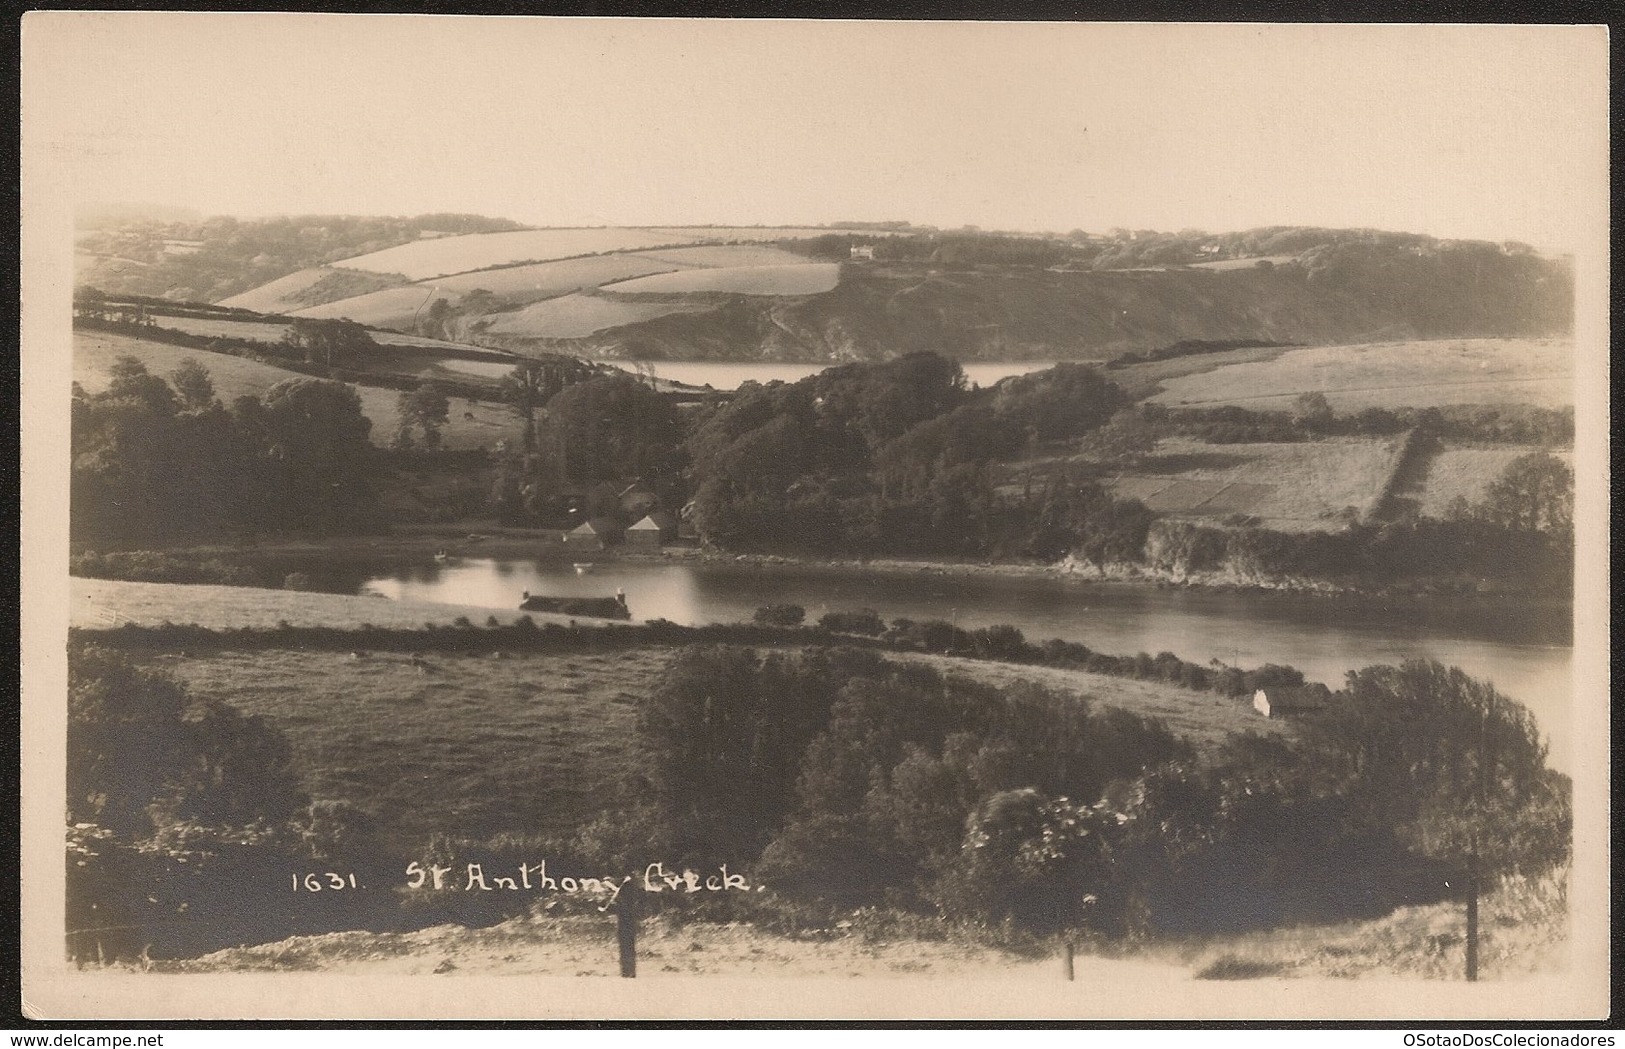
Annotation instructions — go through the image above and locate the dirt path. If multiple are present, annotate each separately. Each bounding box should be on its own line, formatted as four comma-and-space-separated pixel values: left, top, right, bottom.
162, 915, 1192, 982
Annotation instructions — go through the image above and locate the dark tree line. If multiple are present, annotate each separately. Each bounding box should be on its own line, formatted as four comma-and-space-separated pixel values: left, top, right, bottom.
684, 353, 1144, 557
629, 647, 1568, 961
72, 357, 380, 546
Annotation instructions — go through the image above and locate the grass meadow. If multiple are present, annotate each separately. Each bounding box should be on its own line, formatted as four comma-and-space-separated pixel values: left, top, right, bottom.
1092, 436, 1410, 531
163, 645, 664, 846
73, 330, 523, 450
1146, 339, 1573, 412
1412, 445, 1575, 519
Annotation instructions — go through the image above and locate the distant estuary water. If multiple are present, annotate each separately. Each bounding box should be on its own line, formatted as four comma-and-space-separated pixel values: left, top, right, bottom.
358, 558, 1576, 773
593, 360, 1071, 390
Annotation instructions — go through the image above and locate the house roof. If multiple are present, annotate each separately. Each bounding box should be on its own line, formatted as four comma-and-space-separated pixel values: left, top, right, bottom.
628, 510, 678, 530
570, 517, 622, 536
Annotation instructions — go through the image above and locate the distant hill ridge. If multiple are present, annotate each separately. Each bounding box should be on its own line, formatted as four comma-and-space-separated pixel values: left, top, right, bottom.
77, 218, 1573, 363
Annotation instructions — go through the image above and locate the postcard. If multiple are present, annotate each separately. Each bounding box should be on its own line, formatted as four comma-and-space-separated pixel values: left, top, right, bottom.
19, 14, 1611, 1021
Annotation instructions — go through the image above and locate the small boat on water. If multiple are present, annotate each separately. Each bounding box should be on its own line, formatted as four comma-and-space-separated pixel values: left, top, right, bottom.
519, 589, 631, 620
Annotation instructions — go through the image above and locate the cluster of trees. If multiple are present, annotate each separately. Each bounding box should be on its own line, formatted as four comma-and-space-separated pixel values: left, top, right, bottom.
487, 368, 681, 527
684, 354, 1143, 557
72, 357, 379, 545
66, 643, 374, 961
626, 647, 1568, 957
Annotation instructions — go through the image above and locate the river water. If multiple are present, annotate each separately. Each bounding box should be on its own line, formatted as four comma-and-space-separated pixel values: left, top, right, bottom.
592, 360, 1072, 391
360, 558, 1575, 771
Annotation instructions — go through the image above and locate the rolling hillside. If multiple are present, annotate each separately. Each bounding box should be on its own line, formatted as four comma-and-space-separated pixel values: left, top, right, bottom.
81, 219, 1575, 364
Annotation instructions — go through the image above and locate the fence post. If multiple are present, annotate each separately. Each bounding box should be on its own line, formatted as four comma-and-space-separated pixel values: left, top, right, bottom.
617, 884, 638, 978
1062, 940, 1074, 981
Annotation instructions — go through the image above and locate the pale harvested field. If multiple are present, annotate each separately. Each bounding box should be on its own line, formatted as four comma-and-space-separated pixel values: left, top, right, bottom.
1105, 436, 1409, 532
630, 244, 814, 268
1108, 344, 1301, 401
1415, 445, 1575, 519
427, 254, 680, 296
154, 313, 472, 351
292, 286, 449, 327
609, 263, 840, 296
147, 315, 294, 342
482, 293, 706, 339
1148, 339, 1574, 411
332, 229, 710, 281
73, 331, 519, 450
215, 267, 333, 312
637, 225, 886, 243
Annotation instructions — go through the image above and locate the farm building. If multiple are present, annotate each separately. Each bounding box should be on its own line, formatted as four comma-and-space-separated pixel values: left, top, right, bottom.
849, 245, 876, 260
564, 517, 623, 549
626, 511, 679, 547
1253, 683, 1333, 719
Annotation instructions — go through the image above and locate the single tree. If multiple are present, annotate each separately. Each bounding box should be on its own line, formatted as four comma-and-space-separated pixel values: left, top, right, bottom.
169, 358, 217, 412
1311, 661, 1570, 980
396, 383, 450, 451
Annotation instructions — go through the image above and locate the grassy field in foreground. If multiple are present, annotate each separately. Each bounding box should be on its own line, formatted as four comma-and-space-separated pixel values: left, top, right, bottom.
164, 646, 667, 845
1147, 339, 1573, 412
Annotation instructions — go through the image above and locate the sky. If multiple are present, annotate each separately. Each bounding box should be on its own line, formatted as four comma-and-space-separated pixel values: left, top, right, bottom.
24, 15, 1609, 251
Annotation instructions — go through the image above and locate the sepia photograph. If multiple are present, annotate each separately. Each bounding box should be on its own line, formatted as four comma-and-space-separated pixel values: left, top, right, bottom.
18, 14, 1611, 1021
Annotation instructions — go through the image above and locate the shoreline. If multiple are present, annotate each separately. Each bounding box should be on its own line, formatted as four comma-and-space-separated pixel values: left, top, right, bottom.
75, 525, 1572, 606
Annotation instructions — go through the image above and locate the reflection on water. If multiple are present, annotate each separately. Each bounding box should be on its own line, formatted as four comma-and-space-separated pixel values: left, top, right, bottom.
359, 557, 1574, 771
594, 360, 1074, 391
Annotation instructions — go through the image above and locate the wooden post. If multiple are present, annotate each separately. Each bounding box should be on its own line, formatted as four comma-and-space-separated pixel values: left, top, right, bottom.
617, 885, 638, 978
1062, 941, 1075, 981
1465, 867, 1479, 982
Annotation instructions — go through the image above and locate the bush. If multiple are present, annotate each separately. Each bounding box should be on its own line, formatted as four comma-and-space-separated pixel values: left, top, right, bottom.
753, 603, 806, 627
818, 608, 886, 636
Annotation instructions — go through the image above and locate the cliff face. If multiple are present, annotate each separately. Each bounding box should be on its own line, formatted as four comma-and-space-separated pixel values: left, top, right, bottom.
472, 255, 1574, 362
